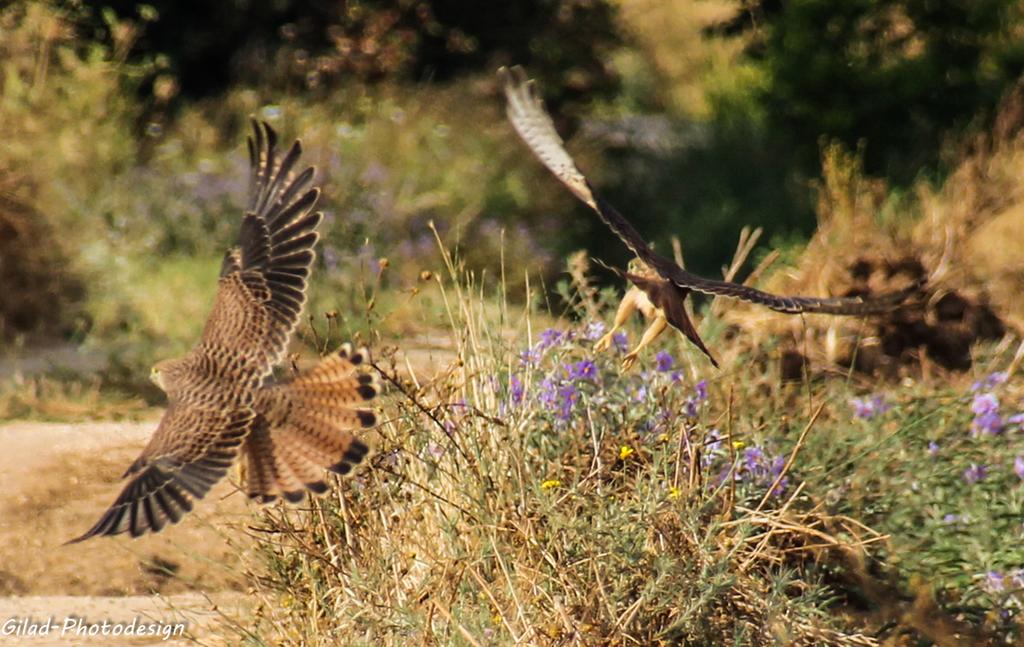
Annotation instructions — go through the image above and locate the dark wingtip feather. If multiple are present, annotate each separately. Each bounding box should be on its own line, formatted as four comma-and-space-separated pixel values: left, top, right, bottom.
283, 490, 306, 504
329, 461, 353, 476
349, 349, 367, 365
328, 440, 369, 476
262, 120, 277, 150
65, 520, 107, 545
356, 410, 376, 427
348, 439, 370, 460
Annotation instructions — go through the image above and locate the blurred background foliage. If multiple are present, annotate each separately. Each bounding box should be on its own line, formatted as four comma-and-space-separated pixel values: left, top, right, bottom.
3, 0, 1024, 381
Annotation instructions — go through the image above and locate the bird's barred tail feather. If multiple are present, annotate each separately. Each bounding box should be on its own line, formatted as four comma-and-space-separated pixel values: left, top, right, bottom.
245, 344, 378, 504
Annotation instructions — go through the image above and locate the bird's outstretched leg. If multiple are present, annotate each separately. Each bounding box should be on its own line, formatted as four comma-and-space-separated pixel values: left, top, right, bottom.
595, 286, 644, 353
622, 314, 668, 371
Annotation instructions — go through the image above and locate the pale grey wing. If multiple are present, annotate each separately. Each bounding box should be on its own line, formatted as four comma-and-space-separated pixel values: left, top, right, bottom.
502, 66, 919, 316
500, 66, 599, 210
501, 65, 662, 263
68, 404, 255, 542
205, 120, 323, 373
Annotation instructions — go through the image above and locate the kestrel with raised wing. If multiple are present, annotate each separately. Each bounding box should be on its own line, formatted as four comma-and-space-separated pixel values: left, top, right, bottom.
500, 66, 918, 368
70, 121, 378, 542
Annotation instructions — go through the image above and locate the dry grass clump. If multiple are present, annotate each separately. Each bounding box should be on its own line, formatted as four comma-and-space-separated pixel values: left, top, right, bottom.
720, 95, 1024, 379
232, 254, 887, 646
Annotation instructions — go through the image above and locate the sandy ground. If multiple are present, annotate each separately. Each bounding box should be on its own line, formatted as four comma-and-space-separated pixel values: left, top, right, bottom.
0, 420, 254, 645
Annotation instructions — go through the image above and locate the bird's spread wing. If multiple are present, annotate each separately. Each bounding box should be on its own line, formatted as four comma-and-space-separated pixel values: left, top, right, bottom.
68, 405, 256, 542
500, 65, 919, 316
201, 120, 323, 374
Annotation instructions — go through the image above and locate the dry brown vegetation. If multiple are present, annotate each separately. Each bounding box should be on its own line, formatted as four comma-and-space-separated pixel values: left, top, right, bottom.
720, 92, 1024, 381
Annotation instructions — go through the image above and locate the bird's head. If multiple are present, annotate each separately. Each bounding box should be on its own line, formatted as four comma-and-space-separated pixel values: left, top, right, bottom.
627, 257, 652, 276
149, 359, 176, 391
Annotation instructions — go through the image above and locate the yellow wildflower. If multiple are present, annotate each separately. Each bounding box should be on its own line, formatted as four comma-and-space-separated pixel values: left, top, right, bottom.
668, 486, 682, 500
619, 445, 635, 460
732, 440, 745, 450
540, 479, 561, 490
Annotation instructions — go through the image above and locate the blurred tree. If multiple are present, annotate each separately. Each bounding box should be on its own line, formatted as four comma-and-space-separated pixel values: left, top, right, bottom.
75, 0, 621, 108
709, 0, 1024, 181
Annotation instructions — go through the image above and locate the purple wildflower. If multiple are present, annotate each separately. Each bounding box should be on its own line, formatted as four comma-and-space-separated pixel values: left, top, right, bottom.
556, 384, 579, 420
943, 513, 961, 524
583, 321, 606, 341
743, 446, 765, 472
770, 477, 790, 497
971, 372, 1007, 392
694, 380, 708, 402
612, 331, 629, 353
701, 430, 722, 467
1015, 456, 1024, 480
851, 394, 890, 420
655, 351, 674, 372
985, 571, 1006, 593
972, 411, 1004, 436
683, 398, 698, 418
679, 380, 710, 418
757, 452, 788, 495
426, 442, 445, 459
519, 347, 542, 367
537, 328, 563, 350
850, 398, 873, 419
972, 393, 999, 416
509, 376, 524, 406
683, 397, 699, 418
567, 360, 598, 382
1008, 413, 1024, 430
670, 370, 684, 383
538, 378, 557, 410
633, 385, 649, 402
928, 441, 940, 457
705, 429, 723, 454
969, 392, 1004, 435
963, 463, 988, 485
728, 443, 788, 496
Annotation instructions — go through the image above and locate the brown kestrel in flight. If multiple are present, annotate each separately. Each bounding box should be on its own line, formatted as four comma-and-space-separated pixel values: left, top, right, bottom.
70, 121, 378, 542
500, 66, 918, 368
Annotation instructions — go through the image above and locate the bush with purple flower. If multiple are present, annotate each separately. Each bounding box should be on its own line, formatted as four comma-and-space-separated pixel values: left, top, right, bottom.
850, 394, 891, 420
654, 351, 674, 372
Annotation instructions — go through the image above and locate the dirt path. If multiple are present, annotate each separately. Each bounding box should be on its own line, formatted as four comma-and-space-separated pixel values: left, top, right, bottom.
0, 420, 253, 644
